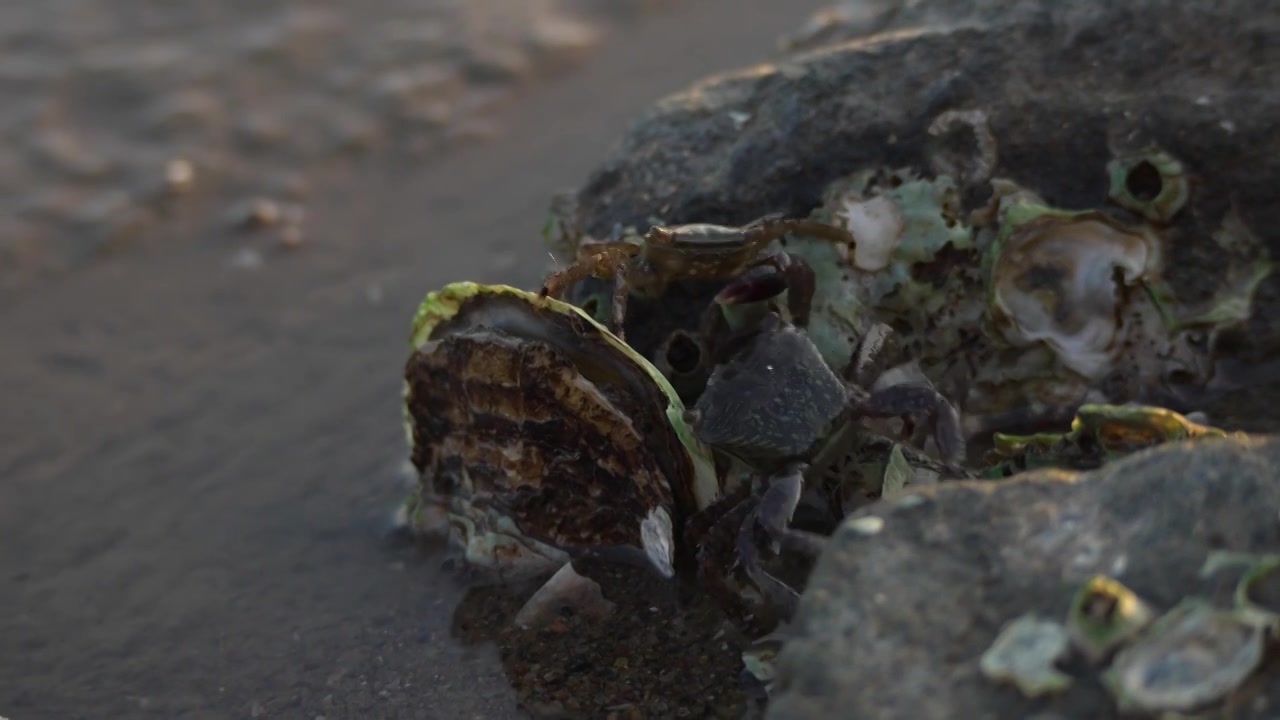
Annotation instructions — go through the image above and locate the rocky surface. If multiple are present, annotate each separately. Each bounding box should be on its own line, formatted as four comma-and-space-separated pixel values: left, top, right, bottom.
767, 435, 1280, 719
567, 0, 1280, 367
537, 2, 1280, 716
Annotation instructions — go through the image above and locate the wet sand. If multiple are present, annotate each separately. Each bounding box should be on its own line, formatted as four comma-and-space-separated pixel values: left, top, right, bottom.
0, 1, 832, 718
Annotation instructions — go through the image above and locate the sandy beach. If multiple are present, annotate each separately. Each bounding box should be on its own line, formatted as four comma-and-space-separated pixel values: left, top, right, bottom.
0, 1, 834, 717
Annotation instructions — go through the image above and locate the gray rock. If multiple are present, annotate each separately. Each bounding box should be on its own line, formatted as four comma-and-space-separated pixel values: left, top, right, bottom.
767, 435, 1280, 719
549, 1, 1280, 716
569, 0, 1280, 355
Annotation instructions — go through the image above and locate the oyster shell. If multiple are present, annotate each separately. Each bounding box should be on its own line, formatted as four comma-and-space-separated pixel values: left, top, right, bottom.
988, 200, 1161, 380
403, 282, 719, 581
978, 613, 1073, 698
1103, 598, 1266, 714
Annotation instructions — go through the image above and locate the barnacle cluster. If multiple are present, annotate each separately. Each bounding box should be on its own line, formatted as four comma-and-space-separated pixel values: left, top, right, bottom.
982, 563, 1280, 714
782, 136, 1271, 430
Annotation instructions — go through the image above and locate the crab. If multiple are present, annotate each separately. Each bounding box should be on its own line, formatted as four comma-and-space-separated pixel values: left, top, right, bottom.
538, 214, 855, 340
680, 259, 967, 619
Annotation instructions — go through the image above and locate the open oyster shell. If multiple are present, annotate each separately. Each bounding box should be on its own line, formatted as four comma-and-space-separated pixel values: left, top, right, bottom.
987, 201, 1161, 380
402, 282, 719, 581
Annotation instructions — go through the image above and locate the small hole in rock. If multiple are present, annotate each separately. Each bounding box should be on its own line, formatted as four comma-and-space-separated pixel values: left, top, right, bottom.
1126, 160, 1163, 202
664, 331, 703, 375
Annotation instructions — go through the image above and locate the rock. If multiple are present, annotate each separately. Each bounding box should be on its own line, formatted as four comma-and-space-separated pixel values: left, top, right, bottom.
543, 2, 1280, 712
513, 562, 616, 630
566, 0, 1280, 362
766, 436, 1280, 719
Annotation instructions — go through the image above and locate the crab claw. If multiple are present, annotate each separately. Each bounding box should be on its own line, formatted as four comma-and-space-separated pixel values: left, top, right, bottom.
715, 263, 789, 305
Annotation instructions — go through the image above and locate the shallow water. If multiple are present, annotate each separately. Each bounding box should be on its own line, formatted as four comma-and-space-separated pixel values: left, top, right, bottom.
0, 1, 833, 717
0, 0, 642, 298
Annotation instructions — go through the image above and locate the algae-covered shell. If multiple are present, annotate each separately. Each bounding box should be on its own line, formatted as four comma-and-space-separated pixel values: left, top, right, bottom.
979, 614, 1073, 698
1235, 555, 1280, 632
988, 201, 1162, 380
1103, 598, 1266, 714
403, 282, 719, 581
1066, 575, 1155, 663
1070, 403, 1229, 455
982, 404, 1232, 477
1107, 145, 1190, 223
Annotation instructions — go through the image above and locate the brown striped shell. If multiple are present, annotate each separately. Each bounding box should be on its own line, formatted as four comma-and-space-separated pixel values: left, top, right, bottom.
402, 283, 719, 582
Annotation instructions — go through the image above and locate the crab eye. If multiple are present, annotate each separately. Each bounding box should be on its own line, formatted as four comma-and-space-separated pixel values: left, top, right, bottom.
715, 264, 788, 305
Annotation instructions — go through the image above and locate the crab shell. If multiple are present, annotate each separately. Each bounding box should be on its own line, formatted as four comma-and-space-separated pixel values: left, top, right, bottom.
402, 282, 719, 581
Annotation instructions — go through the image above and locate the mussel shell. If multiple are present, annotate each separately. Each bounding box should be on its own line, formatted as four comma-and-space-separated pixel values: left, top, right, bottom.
403, 283, 718, 580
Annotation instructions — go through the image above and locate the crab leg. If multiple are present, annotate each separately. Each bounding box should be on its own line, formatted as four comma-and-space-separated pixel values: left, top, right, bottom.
852, 383, 966, 468
691, 488, 759, 618
736, 504, 801, 619
743, 214, 857, 251
539, 242, 636, 299
752, 462, 828, 557
609, 257, 632, 341
735, 462, 830, 619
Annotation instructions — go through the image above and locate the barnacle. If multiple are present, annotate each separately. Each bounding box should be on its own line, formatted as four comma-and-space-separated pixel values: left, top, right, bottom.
979, 614, 1073, 697
988, 199, 1162, 379
1107, 145, 1190, 223
1066, 575, 1155, 663
403, 282, 719, 581
1103, 599, 1266, 714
